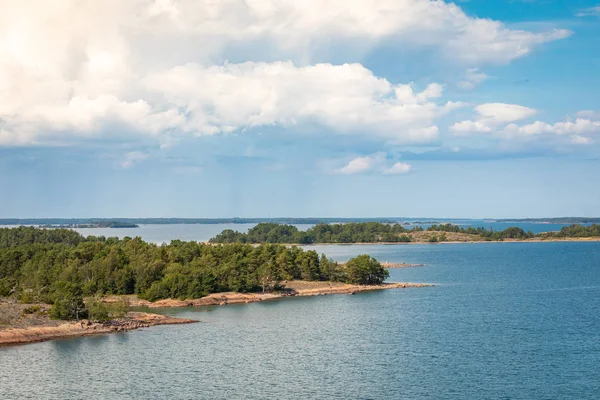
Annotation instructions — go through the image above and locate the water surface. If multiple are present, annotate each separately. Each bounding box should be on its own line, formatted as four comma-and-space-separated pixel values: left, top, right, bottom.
1, 242, 599, 399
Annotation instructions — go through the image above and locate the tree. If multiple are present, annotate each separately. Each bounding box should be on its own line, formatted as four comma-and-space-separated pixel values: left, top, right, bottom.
49, 281, 87, 320
345, 255, 389, 285
319, 254, 345, 282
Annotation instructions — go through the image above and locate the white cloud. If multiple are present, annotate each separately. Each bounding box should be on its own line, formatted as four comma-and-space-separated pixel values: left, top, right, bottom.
383, 162, 412, 175
575, 6, 600, 17
123, 0, 569, 65
451, 104, 600, 146
335, 153, 411, 175
450, 103, 537, 134
119, 151, 149, 169
134, 62, 457, 143
451, 120, 493, 134
336, 155, 381, 175
504, 118, 600, 137
576, 110, 600, 119
457, 68, 490, 90
0, 59, 458, 145
476, 103, 538, 124
570, 135, 593, 145
0, 0, 570, 147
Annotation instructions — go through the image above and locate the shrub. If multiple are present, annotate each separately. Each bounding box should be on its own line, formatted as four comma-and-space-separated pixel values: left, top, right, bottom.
50, 296, 88, 320
86, 297, 129, 322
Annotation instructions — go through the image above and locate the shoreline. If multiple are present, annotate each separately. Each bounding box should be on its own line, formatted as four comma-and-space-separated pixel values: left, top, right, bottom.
296, 237, 600, 246
0, 311, 196, 347
121, 281, 433, 308
1, 281, 431, 346
381, 262, 425, 268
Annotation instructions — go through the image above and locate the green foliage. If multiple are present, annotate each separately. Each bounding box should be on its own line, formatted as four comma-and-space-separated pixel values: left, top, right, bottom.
345, 255, 389, 285
49, 282, 87, 320
87, 297, 129, 321
0, 227, 363, 313
210, 222, 410, 244
0, 226, 86, 248
545, 224, 600, 238
428, 235, 439, 243
427, 224, 534, 241
210, 222, 544, 244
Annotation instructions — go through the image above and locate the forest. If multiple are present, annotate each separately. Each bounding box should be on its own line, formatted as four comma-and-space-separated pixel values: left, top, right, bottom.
0, 227, 388, 320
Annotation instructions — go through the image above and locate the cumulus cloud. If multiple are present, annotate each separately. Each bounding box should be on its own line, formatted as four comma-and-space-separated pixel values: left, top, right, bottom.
336, 155, 380, 175
451, 103, 600, 146
144, 62, 457, 143
503, 118, 600, 137
0, 0, 569, 147
383, 162, 412, 175
335, 153, 411, 175
122, 0, 569, 65
450, 103, 537, 134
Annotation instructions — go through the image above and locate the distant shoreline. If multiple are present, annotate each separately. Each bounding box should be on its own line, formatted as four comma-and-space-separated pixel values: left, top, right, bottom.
203, 237, 600, 246
2, 217, 599, 226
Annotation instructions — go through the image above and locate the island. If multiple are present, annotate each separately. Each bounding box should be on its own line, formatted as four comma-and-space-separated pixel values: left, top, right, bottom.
0, 227, 429, 346
209, 222, 600, 244
40, 221, 139, 229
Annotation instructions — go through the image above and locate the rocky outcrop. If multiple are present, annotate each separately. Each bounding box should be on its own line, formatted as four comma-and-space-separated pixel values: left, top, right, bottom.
0, 312, 196, 347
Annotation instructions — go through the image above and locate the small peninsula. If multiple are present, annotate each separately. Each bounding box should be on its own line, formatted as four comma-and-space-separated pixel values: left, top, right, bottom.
0, 227, 430, 346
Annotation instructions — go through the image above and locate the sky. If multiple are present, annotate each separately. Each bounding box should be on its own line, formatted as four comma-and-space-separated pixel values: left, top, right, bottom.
0, 0, 599, 218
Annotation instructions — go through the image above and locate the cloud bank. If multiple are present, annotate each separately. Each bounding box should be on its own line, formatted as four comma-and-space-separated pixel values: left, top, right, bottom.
0, 0, 570, 147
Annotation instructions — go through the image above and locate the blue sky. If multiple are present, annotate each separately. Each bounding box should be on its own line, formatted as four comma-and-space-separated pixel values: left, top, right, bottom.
1, 0, 599, 218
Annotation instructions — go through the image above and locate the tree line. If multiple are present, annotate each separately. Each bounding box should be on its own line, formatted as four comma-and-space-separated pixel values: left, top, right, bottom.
210, 222, 544, 244
540, 224, 600, 238
0, 227, 388, 320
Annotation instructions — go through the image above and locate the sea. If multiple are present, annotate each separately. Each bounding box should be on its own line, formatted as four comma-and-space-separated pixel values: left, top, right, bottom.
1, 224, 599, 399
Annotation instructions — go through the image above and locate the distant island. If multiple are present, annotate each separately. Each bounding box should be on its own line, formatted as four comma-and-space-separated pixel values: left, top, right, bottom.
0, 226, 429, 346
496, 217, 600, 224
2, 217, 598, 226
210, 222, 600, 244
41, 221, 139, 229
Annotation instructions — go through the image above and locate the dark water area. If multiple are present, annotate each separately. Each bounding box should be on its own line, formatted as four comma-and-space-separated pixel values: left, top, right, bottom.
2, 242, 599, 399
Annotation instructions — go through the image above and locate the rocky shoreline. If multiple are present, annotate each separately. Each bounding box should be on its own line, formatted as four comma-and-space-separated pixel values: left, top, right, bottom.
0, 311, 196, 347
1, 281, 431, 346
382, 262, 425, 268
117, 281, 433, 308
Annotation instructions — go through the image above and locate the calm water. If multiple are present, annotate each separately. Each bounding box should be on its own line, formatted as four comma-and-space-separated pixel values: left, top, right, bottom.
66, 221, 579, 244
72, 224, 315, 243
2, 242, 599, 399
